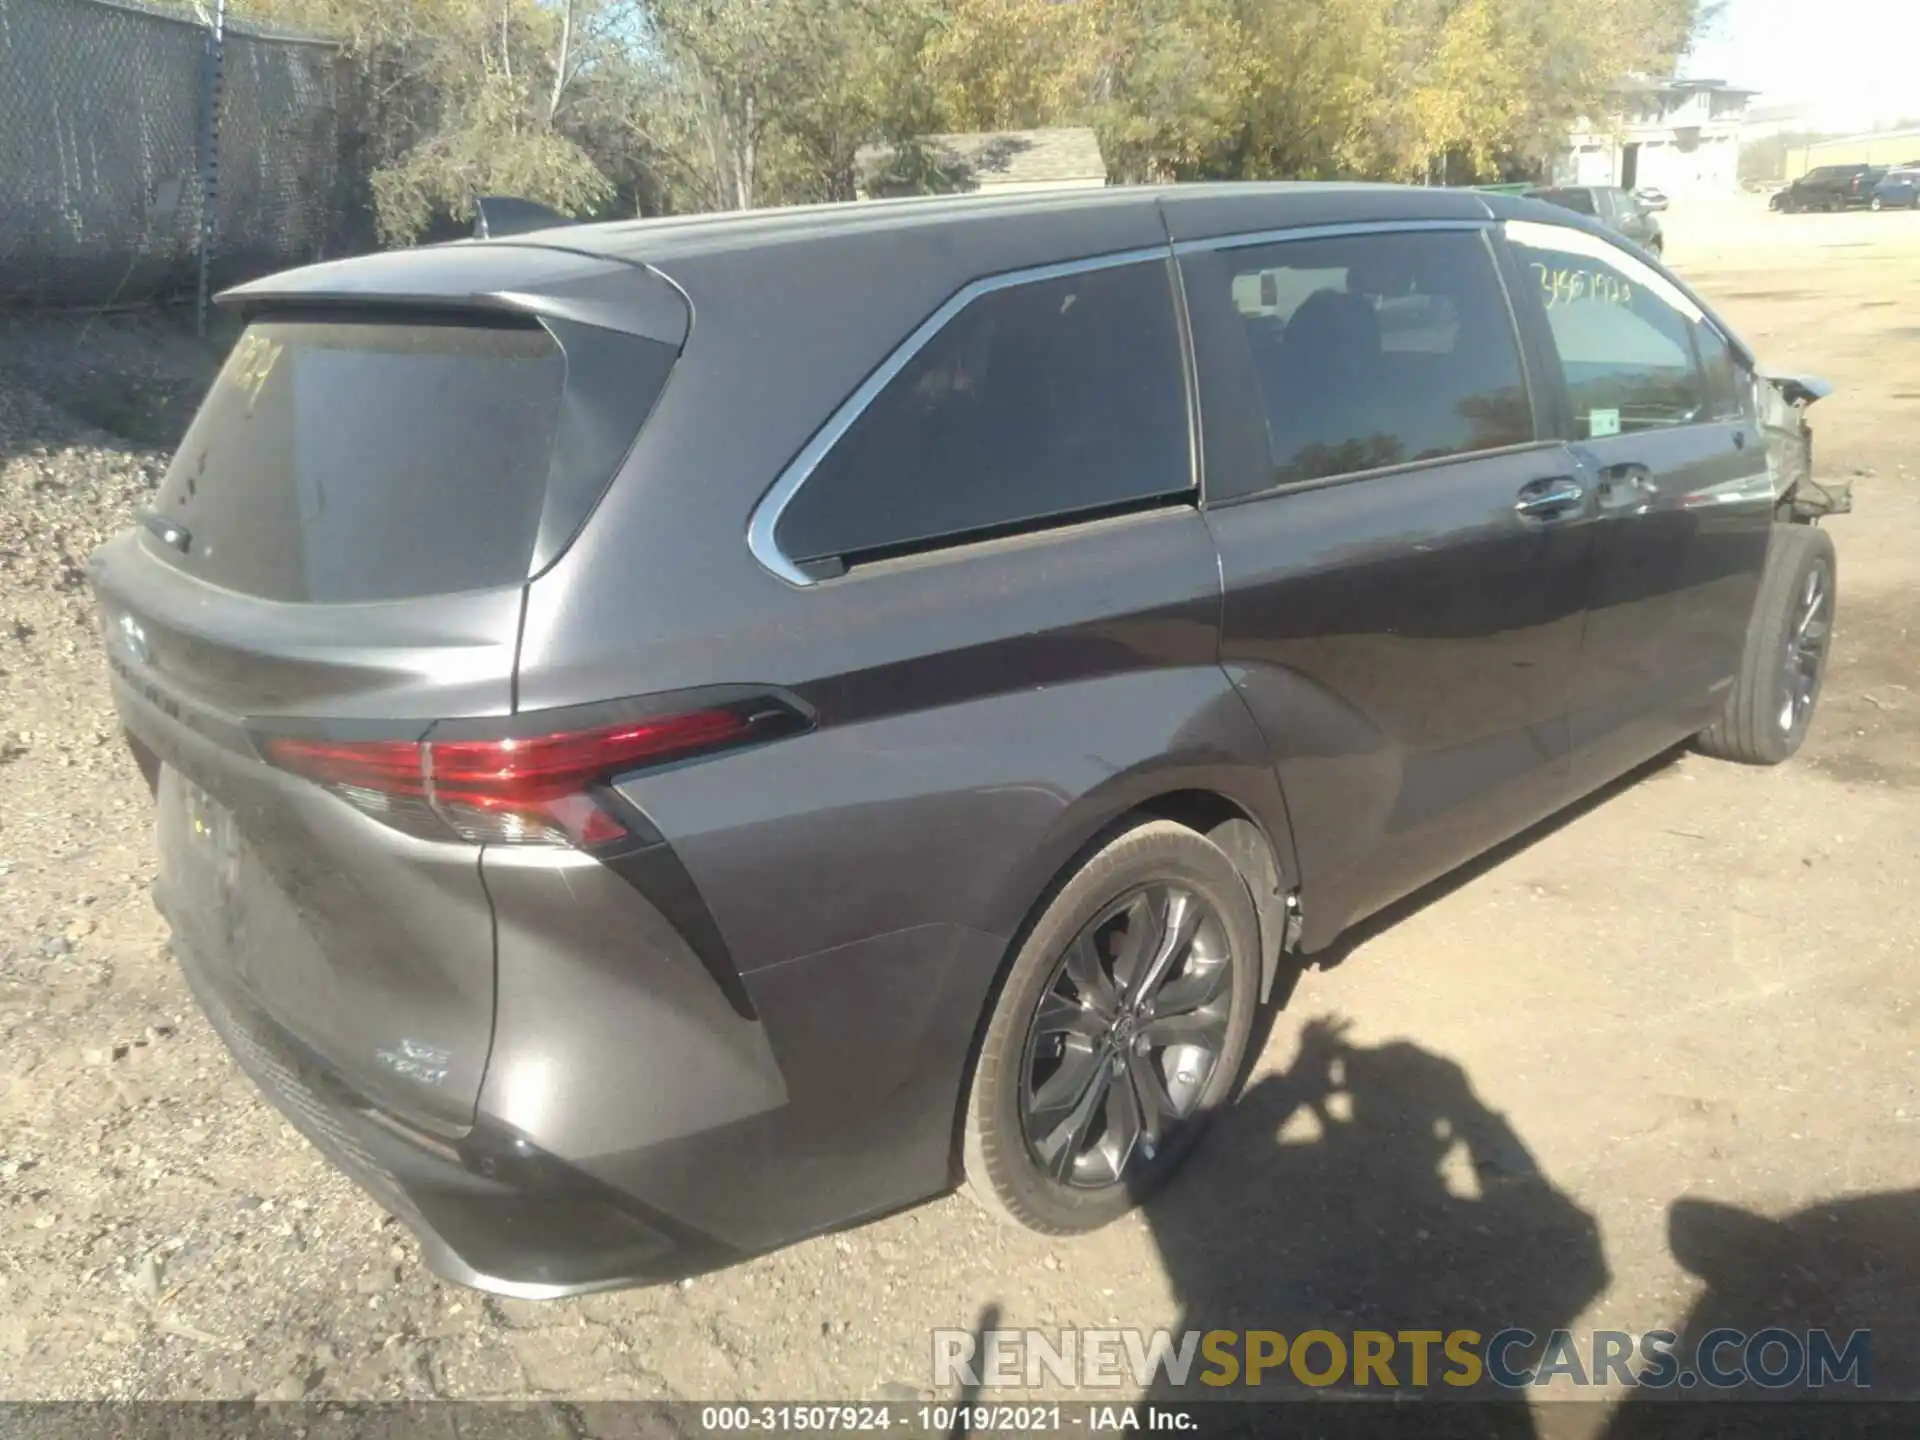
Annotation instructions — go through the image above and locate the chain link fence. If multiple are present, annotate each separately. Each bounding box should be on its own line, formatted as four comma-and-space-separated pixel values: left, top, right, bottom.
0, 0, 345, 311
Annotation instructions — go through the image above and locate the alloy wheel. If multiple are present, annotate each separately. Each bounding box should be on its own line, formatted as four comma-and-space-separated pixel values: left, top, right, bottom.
1018, 884, 1234, 1189
1780, 563, 1832, 735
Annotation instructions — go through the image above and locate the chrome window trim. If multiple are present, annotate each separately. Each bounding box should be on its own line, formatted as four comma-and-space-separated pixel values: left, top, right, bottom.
745, 245, 1177, 588
1170, 217, 1491, 257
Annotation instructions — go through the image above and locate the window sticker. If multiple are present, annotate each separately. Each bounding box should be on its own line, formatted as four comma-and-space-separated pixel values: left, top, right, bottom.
1589, 407, 1622, 438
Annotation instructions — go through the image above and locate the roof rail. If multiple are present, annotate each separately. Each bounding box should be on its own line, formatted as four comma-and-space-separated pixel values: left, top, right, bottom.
472, 196, 577, 239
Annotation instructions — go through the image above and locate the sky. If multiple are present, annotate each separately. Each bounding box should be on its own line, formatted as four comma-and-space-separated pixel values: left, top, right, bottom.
1682, 0, 1920, 133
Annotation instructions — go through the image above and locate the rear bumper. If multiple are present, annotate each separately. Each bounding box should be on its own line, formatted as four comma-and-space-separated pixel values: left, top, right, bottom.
174, 938, 734, 1296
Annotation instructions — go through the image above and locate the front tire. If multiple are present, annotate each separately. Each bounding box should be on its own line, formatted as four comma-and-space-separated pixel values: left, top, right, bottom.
1697, 524, 1836, 765
962, 820, 1261, 1234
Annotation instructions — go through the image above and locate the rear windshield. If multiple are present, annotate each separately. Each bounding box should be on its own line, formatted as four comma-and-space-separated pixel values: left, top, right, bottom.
151, 314, 670, 603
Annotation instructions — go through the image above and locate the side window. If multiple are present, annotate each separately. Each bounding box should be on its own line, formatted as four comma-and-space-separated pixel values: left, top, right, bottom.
1206, 229, 1533, 488
1507, 221, 1706, 439
1692, 321, 1747, 420
773, 260, 1190, 569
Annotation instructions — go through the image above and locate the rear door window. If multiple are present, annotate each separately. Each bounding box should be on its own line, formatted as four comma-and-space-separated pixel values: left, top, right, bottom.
1196, 228, 1534, 490
151, 315, 674, 603
772, 260, 1191, 570
1506, 220, 1707, 439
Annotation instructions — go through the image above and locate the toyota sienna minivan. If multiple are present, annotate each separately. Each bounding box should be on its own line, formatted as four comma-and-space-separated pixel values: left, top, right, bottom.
93, 184, 1845, 1296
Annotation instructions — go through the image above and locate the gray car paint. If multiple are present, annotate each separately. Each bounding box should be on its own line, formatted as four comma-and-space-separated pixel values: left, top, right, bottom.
96, 184, 1789, 1289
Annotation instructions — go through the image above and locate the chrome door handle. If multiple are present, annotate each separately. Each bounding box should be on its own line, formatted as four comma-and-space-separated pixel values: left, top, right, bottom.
1515, 478, 1586, 519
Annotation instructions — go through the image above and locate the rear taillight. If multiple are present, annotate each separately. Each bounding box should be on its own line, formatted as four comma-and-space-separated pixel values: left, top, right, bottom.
261, 701, 802, 848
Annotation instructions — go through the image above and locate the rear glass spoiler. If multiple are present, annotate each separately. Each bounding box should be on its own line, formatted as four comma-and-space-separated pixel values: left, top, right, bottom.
216, 243, 690, 352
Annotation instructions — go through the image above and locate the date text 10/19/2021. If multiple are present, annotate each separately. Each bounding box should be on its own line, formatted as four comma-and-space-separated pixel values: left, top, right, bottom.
699, 1405, 1196, 1433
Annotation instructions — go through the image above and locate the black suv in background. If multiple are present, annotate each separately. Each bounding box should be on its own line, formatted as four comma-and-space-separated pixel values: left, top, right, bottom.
94, 184, 1845, 1297
1524, 185, 1663, 254
1772, 164, 1886, 211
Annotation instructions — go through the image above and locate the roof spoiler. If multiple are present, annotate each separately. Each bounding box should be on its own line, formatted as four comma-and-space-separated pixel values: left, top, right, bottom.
473, 195, 577, 239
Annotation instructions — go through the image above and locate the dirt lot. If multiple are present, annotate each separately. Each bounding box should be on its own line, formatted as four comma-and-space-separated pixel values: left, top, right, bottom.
1, 200, 1916, 1425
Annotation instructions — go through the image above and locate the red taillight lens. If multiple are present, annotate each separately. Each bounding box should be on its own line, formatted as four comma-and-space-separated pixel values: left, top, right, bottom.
260, 738, 430, 796
262, 705, 773, 848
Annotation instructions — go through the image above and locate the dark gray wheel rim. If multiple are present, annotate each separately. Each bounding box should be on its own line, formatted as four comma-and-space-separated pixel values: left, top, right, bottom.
1781, 561, 1832, 735
1018, 884, 1233, 1189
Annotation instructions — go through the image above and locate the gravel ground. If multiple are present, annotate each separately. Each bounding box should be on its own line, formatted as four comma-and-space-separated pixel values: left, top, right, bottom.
2, 208, 1917, 1426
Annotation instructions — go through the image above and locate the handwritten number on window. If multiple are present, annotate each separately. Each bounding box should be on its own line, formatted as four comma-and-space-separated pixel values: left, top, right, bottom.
1530, 262, 1632, 310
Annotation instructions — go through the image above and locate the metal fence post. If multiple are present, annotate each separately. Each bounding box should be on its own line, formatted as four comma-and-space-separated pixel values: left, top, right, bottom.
195, 0, 228, 335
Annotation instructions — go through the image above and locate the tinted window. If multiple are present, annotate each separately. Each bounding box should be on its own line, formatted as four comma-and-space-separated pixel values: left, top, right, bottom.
1693, 321, 1746, 420
1508, 223, 1706, 439
775, 261, 1189, 567
153, 316, 674, 603
1207, 230, 1533, 487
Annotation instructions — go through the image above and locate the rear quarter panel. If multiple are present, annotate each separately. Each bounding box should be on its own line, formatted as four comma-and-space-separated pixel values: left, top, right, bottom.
501, 509, 1295, 1247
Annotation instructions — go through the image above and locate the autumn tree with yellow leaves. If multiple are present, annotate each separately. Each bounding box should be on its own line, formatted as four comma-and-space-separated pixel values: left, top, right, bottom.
237, 0, 1707, 240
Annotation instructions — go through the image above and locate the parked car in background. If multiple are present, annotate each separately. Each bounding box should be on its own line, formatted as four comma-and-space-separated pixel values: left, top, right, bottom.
1870, 167, 1920, 210
1634, 186, 1670, 212
93, 184, 1845, 1295
1771, 165, 1886, 212
1525, 185, 1663, 254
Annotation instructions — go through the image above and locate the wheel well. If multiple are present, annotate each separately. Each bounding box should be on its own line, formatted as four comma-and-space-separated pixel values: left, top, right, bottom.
947, 788, 1294, 1186
1139, 791, 1292, 1004
1138, 789, 1246, 837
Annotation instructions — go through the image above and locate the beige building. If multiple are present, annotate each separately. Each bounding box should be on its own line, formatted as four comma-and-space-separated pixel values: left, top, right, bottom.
1558, 80, 1754, 196
855, 128, 1107, 199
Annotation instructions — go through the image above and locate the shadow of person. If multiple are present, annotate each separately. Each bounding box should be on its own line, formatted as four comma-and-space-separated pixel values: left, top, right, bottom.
1139, 1016, 1607, 1429
1597, 1189, 1920, 1437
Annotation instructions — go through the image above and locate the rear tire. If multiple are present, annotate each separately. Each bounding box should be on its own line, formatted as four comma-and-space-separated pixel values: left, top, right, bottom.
1696, 524, 1836, 765
961, 820, 1260, 1235
1872, 196, 1885, 212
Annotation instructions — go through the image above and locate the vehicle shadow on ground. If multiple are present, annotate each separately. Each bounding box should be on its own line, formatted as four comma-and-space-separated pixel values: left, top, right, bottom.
1595, 1189, 1920, 1437
1112, 745, 1678, 1432
1128, 1037, 1919, 1435
1137, 1014, 1603, 1434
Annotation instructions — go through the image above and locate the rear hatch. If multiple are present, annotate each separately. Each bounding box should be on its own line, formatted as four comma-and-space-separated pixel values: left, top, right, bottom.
93, 241, 687, 1135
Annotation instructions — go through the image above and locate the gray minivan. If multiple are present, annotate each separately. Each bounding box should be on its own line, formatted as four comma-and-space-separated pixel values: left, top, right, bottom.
94, 184, 1844, 1296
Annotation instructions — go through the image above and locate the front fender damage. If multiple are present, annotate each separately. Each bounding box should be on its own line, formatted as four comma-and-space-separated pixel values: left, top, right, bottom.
1757, 371, 1850, 520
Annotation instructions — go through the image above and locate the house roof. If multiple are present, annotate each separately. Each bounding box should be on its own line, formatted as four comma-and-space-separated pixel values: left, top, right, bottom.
854, 127, 1107, 191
